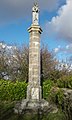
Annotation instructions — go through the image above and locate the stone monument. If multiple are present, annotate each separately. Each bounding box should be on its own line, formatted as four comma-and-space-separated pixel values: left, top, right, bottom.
14, 3, 49, 114
27, 2, 42, 101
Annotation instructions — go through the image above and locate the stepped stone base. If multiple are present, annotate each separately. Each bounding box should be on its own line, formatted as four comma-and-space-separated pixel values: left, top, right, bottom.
14, 99, 51, 114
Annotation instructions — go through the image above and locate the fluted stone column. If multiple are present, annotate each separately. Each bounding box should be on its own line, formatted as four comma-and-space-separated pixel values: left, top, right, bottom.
27, 25, 42, 100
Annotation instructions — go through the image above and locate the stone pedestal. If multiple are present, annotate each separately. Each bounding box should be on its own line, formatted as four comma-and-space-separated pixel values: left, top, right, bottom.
14, 99, 49, 114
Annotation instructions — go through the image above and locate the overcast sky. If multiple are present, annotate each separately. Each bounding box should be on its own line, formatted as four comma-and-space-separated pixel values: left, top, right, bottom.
0, 0, 72, 62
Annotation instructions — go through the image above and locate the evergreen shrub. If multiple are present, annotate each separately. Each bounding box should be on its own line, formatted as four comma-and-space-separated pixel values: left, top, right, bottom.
43, 80, 54, 100
57, 76, 72, 88
0, 80, 27, 101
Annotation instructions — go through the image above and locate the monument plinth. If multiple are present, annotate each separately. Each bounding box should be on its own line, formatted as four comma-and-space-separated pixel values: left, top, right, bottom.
14, 3, 49, 114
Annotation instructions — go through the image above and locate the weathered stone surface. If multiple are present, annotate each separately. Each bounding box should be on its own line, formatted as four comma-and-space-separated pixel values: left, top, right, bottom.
14, 3, 50, 114
62, 88, 72, 120
27, 24, 42, 100
14, 99, 58, 115
14, 99, 49, 114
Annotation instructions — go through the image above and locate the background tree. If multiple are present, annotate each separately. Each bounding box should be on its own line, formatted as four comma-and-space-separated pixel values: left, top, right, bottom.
1, 42, 72, 82
41, 45, 58, 81
0, 43, 29, 81
0, 43, 8, 79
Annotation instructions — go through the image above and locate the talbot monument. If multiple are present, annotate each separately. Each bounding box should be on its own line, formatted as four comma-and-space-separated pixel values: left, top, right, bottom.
15, 3, 49, 114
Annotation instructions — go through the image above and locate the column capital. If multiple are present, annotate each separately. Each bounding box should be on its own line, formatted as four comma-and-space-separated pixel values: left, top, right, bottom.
28, 25, 42, 34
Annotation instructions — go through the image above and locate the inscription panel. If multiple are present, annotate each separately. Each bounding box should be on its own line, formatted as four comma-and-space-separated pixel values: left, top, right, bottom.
31, 88, 39, 100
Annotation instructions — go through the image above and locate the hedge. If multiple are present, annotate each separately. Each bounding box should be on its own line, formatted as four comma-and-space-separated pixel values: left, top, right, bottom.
0, 80, 27, 101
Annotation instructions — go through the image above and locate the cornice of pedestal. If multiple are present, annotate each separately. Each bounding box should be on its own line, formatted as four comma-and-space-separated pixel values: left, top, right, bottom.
28, 24, 43, 34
